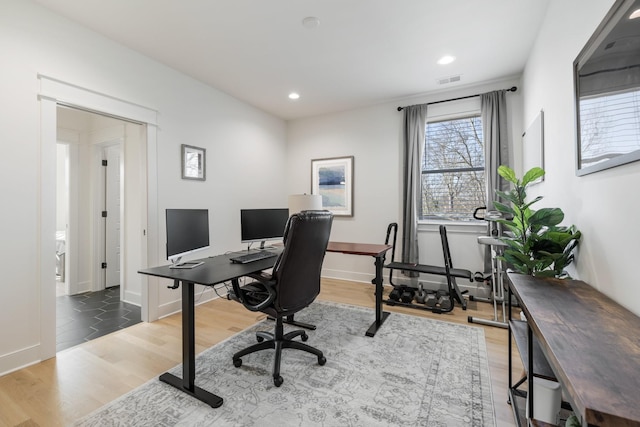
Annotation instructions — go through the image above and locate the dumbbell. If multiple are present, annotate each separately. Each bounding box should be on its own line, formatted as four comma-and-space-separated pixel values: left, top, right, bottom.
400, 288, 415, 303
425, 292, 438, 308
437, 295, 452, 310
415, 284, 427, 304
389, 286, 403, 301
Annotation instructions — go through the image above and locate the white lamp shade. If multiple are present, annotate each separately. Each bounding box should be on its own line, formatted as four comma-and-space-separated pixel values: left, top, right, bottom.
288, 194, 322, 213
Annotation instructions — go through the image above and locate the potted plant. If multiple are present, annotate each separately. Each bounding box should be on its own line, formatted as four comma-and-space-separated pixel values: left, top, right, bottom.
494, 165, 581, 278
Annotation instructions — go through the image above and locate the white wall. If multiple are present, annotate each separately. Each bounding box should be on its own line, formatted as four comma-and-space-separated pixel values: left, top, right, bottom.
287, 77, 523, 291
0, 0, 287, 375
520, 0, 640, 316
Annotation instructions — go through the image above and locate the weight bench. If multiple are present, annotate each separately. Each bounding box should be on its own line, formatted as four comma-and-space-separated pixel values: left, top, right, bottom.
384, 223, 472, 313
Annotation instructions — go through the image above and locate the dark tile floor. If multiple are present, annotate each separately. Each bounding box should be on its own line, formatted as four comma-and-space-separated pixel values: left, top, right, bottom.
56, 286, 141, 352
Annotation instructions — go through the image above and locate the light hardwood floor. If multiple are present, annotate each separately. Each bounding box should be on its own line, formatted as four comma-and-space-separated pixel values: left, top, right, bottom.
0, 278, 522, 427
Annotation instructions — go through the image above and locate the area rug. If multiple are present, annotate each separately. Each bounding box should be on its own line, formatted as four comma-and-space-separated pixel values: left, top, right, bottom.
75, 301, 495, 426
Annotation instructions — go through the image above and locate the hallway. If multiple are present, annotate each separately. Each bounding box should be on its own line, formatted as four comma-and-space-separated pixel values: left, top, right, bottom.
56, 286, 141, 352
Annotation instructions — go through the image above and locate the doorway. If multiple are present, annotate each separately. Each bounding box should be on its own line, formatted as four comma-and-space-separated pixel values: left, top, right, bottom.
55, 106, 144, 351
39, 75, 160, 361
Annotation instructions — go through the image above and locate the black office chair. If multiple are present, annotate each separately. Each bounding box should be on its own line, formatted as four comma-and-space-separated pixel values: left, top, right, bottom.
230, 210, 333, 387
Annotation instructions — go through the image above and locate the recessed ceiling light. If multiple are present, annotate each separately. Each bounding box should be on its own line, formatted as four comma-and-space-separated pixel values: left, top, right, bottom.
288, 92, 300, 100
437, 55, 456, 65
302, 17, 320, 29
630, 9, 640, 19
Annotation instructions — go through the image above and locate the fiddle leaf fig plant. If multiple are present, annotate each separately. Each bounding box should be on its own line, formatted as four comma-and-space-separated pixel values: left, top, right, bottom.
494, 165, 581, 278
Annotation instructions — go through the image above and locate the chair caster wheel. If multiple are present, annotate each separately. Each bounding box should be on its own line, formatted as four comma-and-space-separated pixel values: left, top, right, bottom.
233, 358, 242, 368
318, 356, 326, 365
301, 333, 308, 342
273, 375, 283, 387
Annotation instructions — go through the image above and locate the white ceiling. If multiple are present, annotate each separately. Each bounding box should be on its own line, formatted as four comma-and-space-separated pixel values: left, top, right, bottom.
34, 0, 550, 120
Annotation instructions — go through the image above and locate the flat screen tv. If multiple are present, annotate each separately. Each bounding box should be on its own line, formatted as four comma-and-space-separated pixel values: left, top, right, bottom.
240, 208, 289, 249
165, 208, 210, 268
574, 0, 640, 175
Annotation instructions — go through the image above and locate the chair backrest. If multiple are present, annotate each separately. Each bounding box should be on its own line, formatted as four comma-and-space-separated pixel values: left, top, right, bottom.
272, 210, 333, 312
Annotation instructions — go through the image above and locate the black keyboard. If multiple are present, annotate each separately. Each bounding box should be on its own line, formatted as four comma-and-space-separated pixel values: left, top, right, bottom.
229, 250, 277, 264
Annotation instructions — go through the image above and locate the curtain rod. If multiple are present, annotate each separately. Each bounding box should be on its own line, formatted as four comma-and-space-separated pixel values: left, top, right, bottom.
396, 86, 517, 111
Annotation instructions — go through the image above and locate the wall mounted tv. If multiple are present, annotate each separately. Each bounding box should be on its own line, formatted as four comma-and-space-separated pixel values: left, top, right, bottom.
574, 0, 640, 175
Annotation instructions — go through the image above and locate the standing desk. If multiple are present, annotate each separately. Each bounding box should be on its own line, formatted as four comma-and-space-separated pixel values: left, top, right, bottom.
326, 242, 392, 337
138, 241, 391, 407
139, 252, 279, 408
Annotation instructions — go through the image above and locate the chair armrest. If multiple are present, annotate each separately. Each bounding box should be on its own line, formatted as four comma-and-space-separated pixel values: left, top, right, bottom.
231, 276, 277, 312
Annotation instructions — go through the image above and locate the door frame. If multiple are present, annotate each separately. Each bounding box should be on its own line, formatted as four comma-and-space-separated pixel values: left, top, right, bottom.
39, 75, 160, 360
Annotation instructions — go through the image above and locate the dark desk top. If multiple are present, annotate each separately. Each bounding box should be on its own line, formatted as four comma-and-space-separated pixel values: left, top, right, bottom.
138, 250, 279, 286
508, 273, 640, 427
327, 241, 391, 257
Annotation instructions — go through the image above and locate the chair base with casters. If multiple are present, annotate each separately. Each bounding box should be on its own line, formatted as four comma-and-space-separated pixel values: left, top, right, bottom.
229, 210, 333, 388
232, 315, 326, 387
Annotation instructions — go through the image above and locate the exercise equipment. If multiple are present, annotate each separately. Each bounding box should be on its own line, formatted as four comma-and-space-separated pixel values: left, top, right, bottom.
388, 286, 403, 301
383, 223, 472, 314
400, 288, 415, 303
467, 207, 508, 328
414, 284, 427, 304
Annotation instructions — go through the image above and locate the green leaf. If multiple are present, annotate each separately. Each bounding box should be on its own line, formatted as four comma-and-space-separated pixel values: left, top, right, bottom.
521, 196, 543, 211
498, 165, 517, 184
493, 201, 514, 216
534, 270, 557, 278
566, 414, 581, 427
529, 208, 564, 227
496, 189, 519, 205
521, 167, 545, 186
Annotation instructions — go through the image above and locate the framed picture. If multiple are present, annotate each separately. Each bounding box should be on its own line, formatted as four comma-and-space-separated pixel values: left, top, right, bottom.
181, 144, 206, 181
311, 156, 354, 217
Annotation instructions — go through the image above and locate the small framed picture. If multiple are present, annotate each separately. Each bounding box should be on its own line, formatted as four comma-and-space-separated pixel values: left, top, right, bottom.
311, 156, 354, 217
181, 144, 206, 181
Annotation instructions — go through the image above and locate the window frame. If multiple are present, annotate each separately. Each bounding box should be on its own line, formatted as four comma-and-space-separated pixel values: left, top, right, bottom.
418, 98, 485, 224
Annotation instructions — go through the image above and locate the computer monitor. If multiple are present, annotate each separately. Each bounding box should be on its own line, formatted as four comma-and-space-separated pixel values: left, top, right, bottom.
165, 208, 210, 268
240, 208, 289, 249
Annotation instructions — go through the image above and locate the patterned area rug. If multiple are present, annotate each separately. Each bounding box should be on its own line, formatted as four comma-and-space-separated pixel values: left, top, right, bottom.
76, 301, 495, 426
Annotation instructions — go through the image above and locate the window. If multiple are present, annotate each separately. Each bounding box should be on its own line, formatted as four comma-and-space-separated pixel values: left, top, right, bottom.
420, 115, 485, 221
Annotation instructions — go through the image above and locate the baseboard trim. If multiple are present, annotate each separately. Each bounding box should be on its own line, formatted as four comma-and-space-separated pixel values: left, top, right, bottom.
0, 344, 41, 377
157, 286, 220, 319
123, 290, 141, 306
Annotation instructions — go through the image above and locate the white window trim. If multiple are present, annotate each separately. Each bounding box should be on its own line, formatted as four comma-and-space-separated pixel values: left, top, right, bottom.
419, 96, 485, 225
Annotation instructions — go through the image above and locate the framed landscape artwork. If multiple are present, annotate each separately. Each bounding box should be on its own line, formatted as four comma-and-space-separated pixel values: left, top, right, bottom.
311, 156, 354, 217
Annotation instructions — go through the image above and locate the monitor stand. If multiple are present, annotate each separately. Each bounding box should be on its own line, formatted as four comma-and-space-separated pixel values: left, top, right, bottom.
259, 241, 277, 250
170, 257, 204, 269
245, 241, 275, 252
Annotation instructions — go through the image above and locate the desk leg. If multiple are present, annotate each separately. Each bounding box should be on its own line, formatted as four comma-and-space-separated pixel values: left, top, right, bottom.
527, 324, 534, 420
159, 281, 223, 408
365, 255, 390, 337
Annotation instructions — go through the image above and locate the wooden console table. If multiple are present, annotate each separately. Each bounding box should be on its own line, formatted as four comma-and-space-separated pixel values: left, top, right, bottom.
507, 273, 640, 427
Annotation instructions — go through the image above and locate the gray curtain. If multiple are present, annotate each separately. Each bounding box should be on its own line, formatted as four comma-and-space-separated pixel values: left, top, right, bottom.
401, 104, 428, 275
481, 90, 509, 271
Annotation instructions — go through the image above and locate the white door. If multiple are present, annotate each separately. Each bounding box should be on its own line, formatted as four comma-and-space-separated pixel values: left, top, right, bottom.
105, 145, 121, 288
